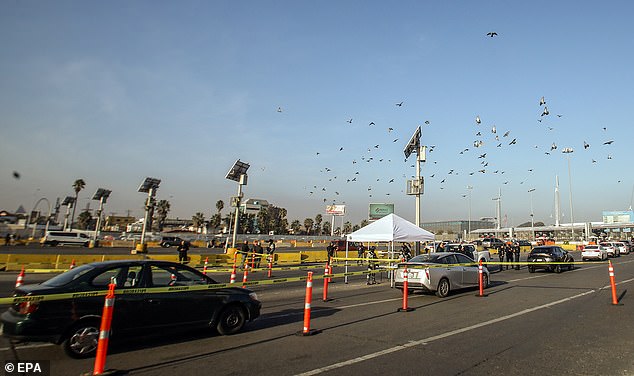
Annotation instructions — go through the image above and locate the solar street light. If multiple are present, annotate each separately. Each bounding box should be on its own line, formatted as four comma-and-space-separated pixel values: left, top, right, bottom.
92, 188, 112, 244
61, 196, 76, 231
136, 177, 161, 253
562, 148, 575, 239
226, 160, 250, 249
404, 126, 424, 228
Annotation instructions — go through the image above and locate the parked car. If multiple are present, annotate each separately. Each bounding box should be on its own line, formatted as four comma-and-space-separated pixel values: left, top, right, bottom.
527, 246, 574, 273
482, 237, 505, 249
1, 260, 261, 358
443, 243, 491, 264
613, 241, 629, 255
394, 252, 490, 298
40, 231, 90, 247
618, 240, 633, 254
581, 245, 608, 261
160, 236, 186, 248
600, 242, 620, 257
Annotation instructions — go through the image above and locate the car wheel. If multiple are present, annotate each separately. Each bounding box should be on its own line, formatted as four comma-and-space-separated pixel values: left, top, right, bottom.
482, 273, 489, 289
216, 305, 246, 335
528, 266, 535, 273
50, 241, 58, 247
435, 278, 451, 298
163, 243, 171, 248
62, 321, 100, 359
555, 264, 562, 273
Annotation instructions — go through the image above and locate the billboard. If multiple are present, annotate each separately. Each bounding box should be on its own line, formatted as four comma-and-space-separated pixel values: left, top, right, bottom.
602, 211, 634, 224
369, 203, 394, 221
326, 204, 346, 216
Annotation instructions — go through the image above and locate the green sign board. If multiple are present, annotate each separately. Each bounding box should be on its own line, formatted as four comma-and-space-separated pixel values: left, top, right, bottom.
369, 203, 394, 221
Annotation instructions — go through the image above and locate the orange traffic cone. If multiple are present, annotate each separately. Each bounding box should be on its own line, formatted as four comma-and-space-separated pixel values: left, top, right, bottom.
15, 266, 25, 288
69, 259, 76, 270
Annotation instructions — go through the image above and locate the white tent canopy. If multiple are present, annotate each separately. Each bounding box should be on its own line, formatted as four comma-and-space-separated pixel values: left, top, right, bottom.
346, 213, 435, 242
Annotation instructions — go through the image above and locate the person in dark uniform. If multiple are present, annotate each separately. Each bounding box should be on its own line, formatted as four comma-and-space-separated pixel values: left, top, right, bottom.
401, 243, 412, 261
327, 241, 335, 264
357, 243, 366, 265
514, 242, 521, 270
367, 246, 378, 285
253, 240, 263, 268
177, 240, 189, 263
505, 243, 514, 270
240, 240, 250, 269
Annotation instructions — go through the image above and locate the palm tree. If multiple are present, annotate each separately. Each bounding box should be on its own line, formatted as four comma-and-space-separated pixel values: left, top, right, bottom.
303, 218, 314, 235
77, 210, 92, 230
314, 214, 323, 235
155, 200, 170, 231
192, 212, 206, 234
70, 179, 85, 230
216, 200, 224, 215
290, 220, 302, 234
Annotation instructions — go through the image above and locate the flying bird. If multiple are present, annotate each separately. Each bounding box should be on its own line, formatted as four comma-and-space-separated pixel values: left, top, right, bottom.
551, 143, 557, 151
347, 118, 353, 124
491, 125, 497, 134
339, 147, 344, 151
12, 171, 20, 179
583, 141, 590, 149
503, 131, 510, 137
277, 107, 283, 113
486, 32, 498, 37
369, 122, 375, 126
393, 139, 399, 143
388, 127, 394, 132
539, 96, 546, 106
509, 138, 517, 145
475, 115, 481, 125
424, 120, 430, 125
603, 140, 615, 145
396, 101, 404, 107
478, 153, 487, 159
541, 107, 549, 116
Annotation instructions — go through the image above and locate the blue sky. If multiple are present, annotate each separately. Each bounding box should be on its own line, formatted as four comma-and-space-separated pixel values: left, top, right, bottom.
2, 1, 634, 227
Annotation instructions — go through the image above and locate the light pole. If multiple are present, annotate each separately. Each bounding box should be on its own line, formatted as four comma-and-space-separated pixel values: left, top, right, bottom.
528, 188, 535, 241
467, 185, 473, 239
61, 196, 76, 231
225, 160, 250, 249
136, 177, 161, 254
92, 188, 112, 246
562, 148, 575, 239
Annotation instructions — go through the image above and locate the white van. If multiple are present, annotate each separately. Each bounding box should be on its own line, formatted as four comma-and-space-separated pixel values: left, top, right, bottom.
40, 231, 91, 247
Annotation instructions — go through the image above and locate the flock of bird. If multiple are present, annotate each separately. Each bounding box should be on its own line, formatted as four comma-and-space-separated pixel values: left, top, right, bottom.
273, 32, 623, 210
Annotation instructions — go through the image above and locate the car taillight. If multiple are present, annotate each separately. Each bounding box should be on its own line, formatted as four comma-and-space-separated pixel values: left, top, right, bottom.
424, 269, 430, 281
17, 301, 39, 314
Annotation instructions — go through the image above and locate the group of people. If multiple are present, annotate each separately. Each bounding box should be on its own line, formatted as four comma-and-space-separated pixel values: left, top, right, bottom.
499, 242, 521, 270
239, 239, 276, 269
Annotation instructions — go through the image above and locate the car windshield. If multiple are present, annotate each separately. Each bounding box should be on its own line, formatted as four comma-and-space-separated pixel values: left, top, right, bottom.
530, 248, 552, 254
41, 265, 95, 287
408, 254, 443, 263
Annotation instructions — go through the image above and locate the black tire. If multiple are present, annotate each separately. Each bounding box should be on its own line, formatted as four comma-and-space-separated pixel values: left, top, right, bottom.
162, 243, 171, 248
216, 305, 246, 335
435, 278, 451, 298
50, 241, 58, 247
555, 264, 562, 273
482, 273, 489, 289
528, 266, 535, 273
62, 320, 100, 359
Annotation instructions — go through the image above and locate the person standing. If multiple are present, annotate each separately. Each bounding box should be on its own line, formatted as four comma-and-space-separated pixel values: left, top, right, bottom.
266, 239, 276, 265
240, 240, 250, 269
514, 242, 521, 270
253, 240, 263, 268
357, 243, 366, 265
177, 240, 189, 263
505, 243, 514, 270
327, 241, 335, 264
367, 246, 378, 285
498, 243, 505, 271
4, 233, 10, 246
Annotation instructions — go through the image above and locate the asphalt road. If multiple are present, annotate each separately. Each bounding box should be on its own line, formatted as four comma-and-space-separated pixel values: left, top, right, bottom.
1, 253, 633, 376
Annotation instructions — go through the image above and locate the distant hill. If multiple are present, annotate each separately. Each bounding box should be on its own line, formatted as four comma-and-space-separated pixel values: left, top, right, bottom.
517, 221, 545, 228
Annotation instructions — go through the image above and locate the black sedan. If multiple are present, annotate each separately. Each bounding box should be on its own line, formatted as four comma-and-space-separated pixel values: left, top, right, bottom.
1, 260, 261, 358
527, 246, 575, 273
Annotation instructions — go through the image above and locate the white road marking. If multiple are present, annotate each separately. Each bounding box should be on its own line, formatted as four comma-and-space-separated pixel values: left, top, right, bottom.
297, 265, 634, 376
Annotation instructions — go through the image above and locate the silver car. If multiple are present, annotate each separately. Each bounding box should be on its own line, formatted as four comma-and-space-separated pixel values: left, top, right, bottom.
394, 252, 490, 298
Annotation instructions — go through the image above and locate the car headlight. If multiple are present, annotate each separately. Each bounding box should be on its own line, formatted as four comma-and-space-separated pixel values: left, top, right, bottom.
249, 292, 259, 301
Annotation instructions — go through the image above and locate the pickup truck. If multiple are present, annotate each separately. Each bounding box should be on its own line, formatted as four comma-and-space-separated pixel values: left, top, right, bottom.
444, 243, 491, 265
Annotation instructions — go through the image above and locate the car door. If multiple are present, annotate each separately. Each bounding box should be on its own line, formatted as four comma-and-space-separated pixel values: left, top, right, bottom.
455, 254, 479, 286
437, 254, 463, 289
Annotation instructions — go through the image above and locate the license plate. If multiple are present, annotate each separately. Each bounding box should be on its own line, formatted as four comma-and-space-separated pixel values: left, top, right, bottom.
403, 271, 418, 279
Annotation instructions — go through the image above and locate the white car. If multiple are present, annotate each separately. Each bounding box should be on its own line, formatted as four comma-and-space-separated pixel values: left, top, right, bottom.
581, 245, 608, 261
600, 242, 619, 257
613, 242, 629, 255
